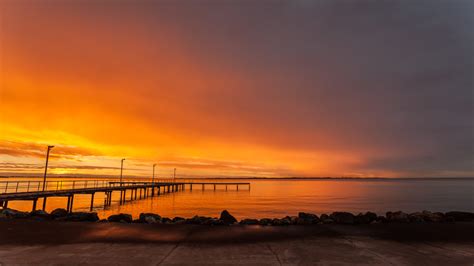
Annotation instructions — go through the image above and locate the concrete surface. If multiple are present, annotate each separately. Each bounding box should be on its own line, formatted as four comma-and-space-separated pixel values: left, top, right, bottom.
0, 221, 472, 265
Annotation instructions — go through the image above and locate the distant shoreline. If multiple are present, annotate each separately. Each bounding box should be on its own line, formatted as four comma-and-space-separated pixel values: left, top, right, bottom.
1, 175, 473, 180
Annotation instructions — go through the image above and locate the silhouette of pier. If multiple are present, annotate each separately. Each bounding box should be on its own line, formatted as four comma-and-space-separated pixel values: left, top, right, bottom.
0, 180, 250, 212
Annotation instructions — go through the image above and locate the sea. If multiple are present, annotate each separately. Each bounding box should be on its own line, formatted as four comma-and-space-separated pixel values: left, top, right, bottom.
1, 177, 473, 219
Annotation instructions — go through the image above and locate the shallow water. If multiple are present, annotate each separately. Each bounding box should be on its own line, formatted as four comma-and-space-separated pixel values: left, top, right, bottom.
2, 178, 473, 219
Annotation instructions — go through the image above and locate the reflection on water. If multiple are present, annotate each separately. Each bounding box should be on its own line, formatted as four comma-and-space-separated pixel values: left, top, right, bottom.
2, 178, 473, 219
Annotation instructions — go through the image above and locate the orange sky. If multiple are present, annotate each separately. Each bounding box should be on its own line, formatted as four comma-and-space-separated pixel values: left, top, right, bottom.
1, 1, 472, 178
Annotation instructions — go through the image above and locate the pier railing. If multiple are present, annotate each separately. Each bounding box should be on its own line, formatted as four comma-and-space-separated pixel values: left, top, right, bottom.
0, 179, 175, 194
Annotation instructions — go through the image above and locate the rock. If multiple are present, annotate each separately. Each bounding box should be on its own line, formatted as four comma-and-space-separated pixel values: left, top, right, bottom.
355, 212, 377, 224
219, 210, 237, 225
107, 213, 133, 223
287, 216, 298, 225
330, 212, 355, 224
139, 213, 162, 224
386, 211, 409, 223
0, 208, 30, 219
321, 218, 334, 224
280, 217, 292, 225
296, 217, 312, 225
203, 218, 225, 226
408, 212, 425, 223
376, 216, 388, 223
445, 211, 474, 222
186, 216, 213, 224
161, 217, 173, 224
422, 211, 444, 222
298, 212, 320, 224
320, 214, 330, 220
172, 217, 186, 224
98, 219, 108, 223
51, 208, 68, 219
66, 212, 99, 222
30, 210, 51, 220
259, 218, 272, 226
272, 218, 286, 226
240, 218, 259, 225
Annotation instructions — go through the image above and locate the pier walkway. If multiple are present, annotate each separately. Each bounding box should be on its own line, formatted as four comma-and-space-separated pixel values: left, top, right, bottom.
0, 180, 250, 212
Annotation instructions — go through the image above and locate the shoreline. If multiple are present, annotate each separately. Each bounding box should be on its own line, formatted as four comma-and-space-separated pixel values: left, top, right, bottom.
1, 207, 473, 225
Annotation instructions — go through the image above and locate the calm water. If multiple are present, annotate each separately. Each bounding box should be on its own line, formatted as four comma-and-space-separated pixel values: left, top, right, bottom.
3, 178, 473, 219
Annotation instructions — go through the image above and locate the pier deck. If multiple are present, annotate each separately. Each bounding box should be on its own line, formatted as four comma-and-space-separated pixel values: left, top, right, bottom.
0, 180, 250, 212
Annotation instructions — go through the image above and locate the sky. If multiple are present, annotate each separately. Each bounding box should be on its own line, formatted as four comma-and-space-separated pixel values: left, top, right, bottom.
0, 0, 473, 178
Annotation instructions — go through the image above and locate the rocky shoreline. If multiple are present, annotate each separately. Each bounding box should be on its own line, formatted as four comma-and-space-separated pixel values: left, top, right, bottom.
1, 208, 473, 226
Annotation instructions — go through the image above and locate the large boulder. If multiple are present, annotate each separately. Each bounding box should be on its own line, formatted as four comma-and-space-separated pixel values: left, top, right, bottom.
172, 217, 186, 224
108, 213, 133, 223
422, 211, 444, 222
219, 210, 237, 225
386, 211, 409, 223
281, 217, 292, 225
51, 208, 68, 219
355, 212, 377, 224
202, 218, 225, 226
408, 212, 425, 223
297, 212, 320, 224
66, 212, 99, 222
240, 218, 259, 225
376, 216, 388, 223
445, 211, 474, 222
30, 210, 51, 220
319, 213, 334, 224
161, 217, 173, 224
139, 213, 162, 224
0, 208, 30, 219
186, 215, 213, 225
330, 212, 355, 224
286, 216, 298, 225
273, 217, 291, 226
259, 218, 273, 226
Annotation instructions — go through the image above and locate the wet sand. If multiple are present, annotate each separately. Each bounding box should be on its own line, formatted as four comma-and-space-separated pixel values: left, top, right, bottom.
0, 220, 473, 265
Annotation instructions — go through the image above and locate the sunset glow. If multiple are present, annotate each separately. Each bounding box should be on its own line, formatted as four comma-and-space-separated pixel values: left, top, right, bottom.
1, 1, 472, 178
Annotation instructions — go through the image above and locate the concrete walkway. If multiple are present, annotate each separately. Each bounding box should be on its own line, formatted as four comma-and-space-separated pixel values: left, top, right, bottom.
0, 221, 472, 265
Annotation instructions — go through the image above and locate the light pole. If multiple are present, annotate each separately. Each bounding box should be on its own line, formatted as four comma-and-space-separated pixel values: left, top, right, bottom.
120, 158, 126, 184
42, 145, 54, 191
173, 168, 176, 182
152, 163, 157, 184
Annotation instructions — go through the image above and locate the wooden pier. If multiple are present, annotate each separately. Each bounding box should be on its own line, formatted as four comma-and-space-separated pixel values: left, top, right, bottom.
0, 180, 250, 212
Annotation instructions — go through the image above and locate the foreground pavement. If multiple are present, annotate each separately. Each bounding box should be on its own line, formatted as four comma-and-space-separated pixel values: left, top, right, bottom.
0, 221, 472, 265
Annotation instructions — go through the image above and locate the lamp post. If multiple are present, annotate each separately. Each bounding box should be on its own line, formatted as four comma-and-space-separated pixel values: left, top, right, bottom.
42, 145, 54, 191
173, 168, 176, 183
120, 158, 126, 184
152, 163, 157, 184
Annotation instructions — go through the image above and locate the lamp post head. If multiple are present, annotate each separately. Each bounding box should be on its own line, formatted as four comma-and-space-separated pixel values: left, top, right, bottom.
153, 163, 157, 167
122, 158, 126, 162
48, 145, 54, 149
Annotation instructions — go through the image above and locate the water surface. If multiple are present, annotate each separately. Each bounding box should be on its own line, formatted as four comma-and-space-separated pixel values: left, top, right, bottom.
3, 178, 473, 219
